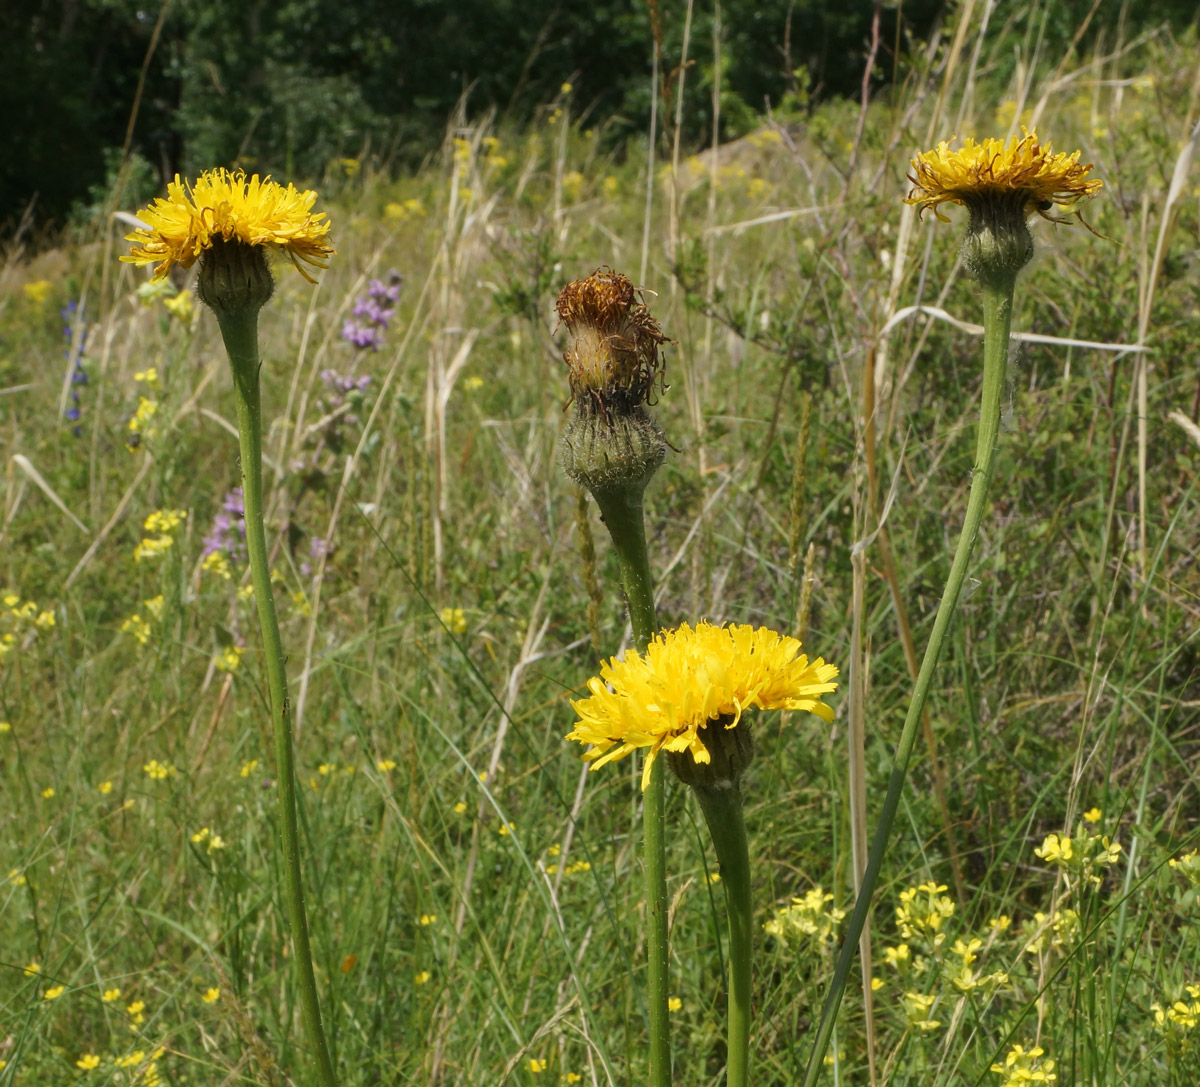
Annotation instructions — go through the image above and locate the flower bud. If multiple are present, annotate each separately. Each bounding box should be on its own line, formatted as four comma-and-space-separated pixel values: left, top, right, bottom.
198, 236, 275, 318
556, 268, 673, 500
666, 713, 755, 790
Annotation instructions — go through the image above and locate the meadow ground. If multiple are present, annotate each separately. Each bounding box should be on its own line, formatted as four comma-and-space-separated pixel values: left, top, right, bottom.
2, 14, 1200, 1087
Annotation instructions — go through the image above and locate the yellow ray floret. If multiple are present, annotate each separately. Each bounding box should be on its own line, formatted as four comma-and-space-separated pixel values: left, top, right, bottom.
905, 130, 1102, 221
122, 169, 334, 281
566, 621, 839, 790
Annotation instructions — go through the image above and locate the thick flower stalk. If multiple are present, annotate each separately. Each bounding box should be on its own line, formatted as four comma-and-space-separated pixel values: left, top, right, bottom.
803, 132, 1101, 1085
556, 268, 673, 1086
569, 622, 838, 1087
124, 169, 337, 1087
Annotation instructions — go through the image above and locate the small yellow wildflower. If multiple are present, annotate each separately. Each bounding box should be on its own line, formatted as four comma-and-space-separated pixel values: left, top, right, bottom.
318, 762, 337, 775
144, 508, 186, 534
498, 824, 510, 836
567, 1075, 582, 1084
0, 721, 10, 733
439, 607, 467, 634
1169, 850, 1200, 888
453, 801, 467, 814
76, 1054, 101, 1070
377, 759, 396, 772
419, 914, 437, 926
528, 1058, 547, 1073
23, 280, 53, 305
202, 987, 221, 1003
133, 535, 173, 562
25, 961, 42, 975
134, 367, 159, 384
602, 175, 620, 199
98, 780, 113, 794
763, 886, 845, 946
990, 1043, 1057, 1086
563, 170, 585, 200
202, 551, 233, 580
895, 882, 955, 945
1082, 807, 1102, 823
35, 610, 55, 629
127, 998, 146, 1025
163, 289, 195, 321
463, 375, 484, 391
121, 614, 151, 644
122, 168, 334, 282
102, 987, 121, 1002
214, 645, 244, 673
44, 985, 65, 1000
667, 997, 682, 1012
414, 970, 432, 985
143, 759, 175, 780
41, 787, 55, 799
902, 991, 940, 1032
1034, 832, 1073, 865
240, 759, 259, 778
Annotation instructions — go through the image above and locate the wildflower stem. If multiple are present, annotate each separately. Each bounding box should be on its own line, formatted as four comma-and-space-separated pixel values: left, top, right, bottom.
589, 485, 671, 1087
695, 783, 753, 1087
801, 273, 1016, 1086
217, 309, 339, 1087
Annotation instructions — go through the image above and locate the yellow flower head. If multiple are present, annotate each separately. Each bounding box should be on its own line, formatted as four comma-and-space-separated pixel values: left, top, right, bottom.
566, 621, 838, 791
122, 169, 334, 282
905, 129, 1101, 223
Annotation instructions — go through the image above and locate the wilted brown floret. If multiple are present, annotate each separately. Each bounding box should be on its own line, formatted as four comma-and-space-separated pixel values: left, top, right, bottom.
556, 268, 671, 416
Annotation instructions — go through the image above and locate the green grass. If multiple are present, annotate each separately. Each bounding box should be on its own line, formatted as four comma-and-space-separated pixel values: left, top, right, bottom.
2, 12, 1200, 1087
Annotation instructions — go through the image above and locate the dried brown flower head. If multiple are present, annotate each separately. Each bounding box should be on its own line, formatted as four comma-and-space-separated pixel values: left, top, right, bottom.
556, 268, 671, 416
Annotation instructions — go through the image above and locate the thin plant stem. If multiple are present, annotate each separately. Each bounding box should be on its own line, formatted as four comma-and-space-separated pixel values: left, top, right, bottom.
216, 309, 339, 1087
801, 275, 1016, 1086
695, 783, 752, 1087
590, 485, 670, 1087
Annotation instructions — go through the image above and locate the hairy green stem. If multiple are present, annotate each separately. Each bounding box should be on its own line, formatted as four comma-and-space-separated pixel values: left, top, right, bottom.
216, 310, 338, 1087
801, 275, 1015, 1085
695, 783, 753, 1087
591, 486, 670, 1087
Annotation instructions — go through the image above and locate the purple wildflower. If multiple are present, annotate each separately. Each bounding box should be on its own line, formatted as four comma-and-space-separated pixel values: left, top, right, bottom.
62, 300, 88, 436
340, 269, 404, 352
203, 488, 247, 560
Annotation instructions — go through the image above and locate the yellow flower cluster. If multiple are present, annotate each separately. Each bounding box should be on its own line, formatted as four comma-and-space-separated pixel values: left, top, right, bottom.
1152, 983, 1200, 1058
1, 590, 56, 657
1033, 822, 1121, 886
990, 1043, 1057, 1085
133, 508, 187, 563
143, 759, 176, 780
763, 887, 846, 948
895, 881, 956, 947
903, 990, 941, 1032
213, 645, 244, 673
1169, 850, 1200, 888
439, 607, 467, 635
1022, 908, 1080, 955
190, 826, 226, 853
